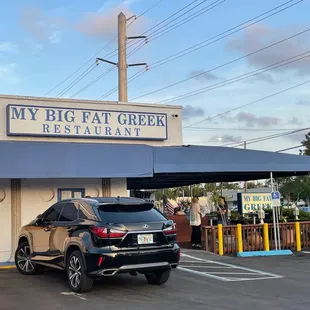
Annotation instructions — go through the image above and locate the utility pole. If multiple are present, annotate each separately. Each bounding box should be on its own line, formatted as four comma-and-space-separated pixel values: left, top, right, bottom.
96, 12, 147, 102
244, 141, 247, 192
118, 12, 128, 102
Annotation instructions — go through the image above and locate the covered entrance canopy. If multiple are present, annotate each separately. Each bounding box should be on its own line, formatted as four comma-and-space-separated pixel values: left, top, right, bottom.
0, 142, 309, 188
127, 145, 310, 189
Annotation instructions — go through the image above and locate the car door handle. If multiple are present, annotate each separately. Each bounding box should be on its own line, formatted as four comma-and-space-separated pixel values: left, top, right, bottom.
67, 227, 74, 232
44, 226, 52, 232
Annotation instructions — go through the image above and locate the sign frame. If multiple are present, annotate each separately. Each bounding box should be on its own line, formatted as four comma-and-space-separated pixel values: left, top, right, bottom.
271, 191, 281, 207
6, 104, 168, 141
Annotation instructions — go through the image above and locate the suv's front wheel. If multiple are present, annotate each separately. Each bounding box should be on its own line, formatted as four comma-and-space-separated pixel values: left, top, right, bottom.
145, 269, 171, 285
15, 241, 42, 275
67, 250, 93, 293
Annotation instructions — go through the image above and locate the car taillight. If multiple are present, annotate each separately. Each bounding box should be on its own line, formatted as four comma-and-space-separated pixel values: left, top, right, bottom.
90, 227, 127, 239
90, 227, 109, 238
163, 223, 177, 235
109, 229, 127, 238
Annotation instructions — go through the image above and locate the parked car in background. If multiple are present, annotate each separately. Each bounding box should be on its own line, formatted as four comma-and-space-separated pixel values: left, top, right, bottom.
15, 197, 180, 292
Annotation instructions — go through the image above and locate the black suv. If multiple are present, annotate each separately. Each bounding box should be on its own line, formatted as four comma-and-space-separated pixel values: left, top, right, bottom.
15, 197, 180, 292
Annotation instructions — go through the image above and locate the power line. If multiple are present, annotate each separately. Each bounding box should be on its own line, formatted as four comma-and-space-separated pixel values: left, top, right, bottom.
123, 0, 303, 98
107, 0, 210, 60
276, 145, 303, 152
158, 49, 310, 104
149, 0, 302, 68
98, 0, 227, 98
184, 79, 310, 128
44, 0, 163, 97
55, 63, 98, 98
69, 66, 115, 99
131, 27, 310, 101
127, 0, 166, 27
184, 127, 305, 132
222, 127, 310, 148
98, 67, 147, 100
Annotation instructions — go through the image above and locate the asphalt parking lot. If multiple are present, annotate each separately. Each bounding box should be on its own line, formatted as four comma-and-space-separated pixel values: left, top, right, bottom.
1, 250, 310, 310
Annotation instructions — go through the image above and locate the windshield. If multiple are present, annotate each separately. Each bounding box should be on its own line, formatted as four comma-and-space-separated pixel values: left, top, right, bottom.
97, 203, 167, 223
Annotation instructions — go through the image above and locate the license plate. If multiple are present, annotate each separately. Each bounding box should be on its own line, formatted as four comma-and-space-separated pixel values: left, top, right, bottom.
137, 234, 153, 245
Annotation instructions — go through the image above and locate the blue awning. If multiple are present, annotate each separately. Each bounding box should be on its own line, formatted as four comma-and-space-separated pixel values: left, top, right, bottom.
0, 141, 153, 178
153, 145, 310, 173
127, 145, 310, 189
1, 142, 310, 188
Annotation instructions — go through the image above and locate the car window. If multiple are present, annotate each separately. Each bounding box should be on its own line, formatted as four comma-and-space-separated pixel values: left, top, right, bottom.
97, 203, 167, 223
58, 202, 78, 222
44, 203, 64, 222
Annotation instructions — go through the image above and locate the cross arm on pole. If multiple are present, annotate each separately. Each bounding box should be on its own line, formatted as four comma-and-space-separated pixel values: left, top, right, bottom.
96, 58, 117, 66
128, 63, 147, 67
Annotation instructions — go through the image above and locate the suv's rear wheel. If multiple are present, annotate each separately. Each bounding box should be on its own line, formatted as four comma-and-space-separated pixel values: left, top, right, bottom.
67, 250, 93, 293
15, 242, 42, 275
145, 270, 171, 285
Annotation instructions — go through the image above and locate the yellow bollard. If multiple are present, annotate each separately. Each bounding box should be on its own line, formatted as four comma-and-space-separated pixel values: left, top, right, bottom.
295, 222, 301, 252
263, 223, 270, 251
218, 224, 224, 255
237, 224, 243, 253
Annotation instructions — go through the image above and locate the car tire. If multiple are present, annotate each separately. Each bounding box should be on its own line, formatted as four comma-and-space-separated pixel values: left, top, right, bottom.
15, 241, 43, 275
145, 269, 171, 285
67, 250, 93, 293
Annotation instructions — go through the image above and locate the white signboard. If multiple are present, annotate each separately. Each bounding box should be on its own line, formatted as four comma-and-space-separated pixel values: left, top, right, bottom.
6, 104, 168, 141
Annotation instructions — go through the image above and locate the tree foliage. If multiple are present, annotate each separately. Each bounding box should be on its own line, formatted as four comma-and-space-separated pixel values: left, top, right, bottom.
301, 131, 310, 156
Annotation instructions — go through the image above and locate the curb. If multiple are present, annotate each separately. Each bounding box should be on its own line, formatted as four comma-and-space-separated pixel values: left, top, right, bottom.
237, 250, 293, 257
0, 262, 15, 270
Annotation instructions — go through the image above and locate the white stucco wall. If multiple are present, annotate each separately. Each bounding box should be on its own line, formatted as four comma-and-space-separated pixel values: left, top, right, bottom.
0, 179, 11, 262
110, 178, 127, 197
0, 95, 183, 146
20, 178, 128, 226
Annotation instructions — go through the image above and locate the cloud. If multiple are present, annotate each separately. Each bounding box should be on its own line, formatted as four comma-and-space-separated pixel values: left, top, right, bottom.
76, 5, 146, 39
20, 6, 65, 43
182, 105, 205, 120
0, 42, 19, 53
189, 70, 222, 82
209, 134, 242, 143
296, 100, 310, 106
221, 111, 281, 128
226, 24, 310, 75
287, 117, 303, 125
21, 3, 146, 43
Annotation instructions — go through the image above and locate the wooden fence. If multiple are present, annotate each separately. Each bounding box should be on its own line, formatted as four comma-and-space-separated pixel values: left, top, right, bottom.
203, 221, 310, 255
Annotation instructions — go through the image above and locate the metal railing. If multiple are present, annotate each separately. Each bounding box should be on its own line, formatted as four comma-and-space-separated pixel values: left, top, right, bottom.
203, 221, 310, 255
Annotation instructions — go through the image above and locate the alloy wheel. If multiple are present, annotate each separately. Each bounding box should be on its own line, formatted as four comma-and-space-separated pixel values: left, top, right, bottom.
17, 246, 34, 273
68, 256, 82, 288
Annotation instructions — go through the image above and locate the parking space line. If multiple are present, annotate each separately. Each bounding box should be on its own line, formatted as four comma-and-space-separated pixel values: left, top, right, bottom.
181, 265, 231, 268
179, 253, 283, 282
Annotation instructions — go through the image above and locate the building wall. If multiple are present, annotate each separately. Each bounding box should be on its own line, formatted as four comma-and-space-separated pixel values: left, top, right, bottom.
0, 95, 183, 146
0, 179, 11, 262
20, 178, 127, 226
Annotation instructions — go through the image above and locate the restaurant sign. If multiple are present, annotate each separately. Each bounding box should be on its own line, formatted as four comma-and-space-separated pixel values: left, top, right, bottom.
237, 192, 272, 214
6, 104, 168, 140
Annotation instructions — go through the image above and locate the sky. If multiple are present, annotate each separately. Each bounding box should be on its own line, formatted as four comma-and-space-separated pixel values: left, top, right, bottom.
0, 0, 310, 154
